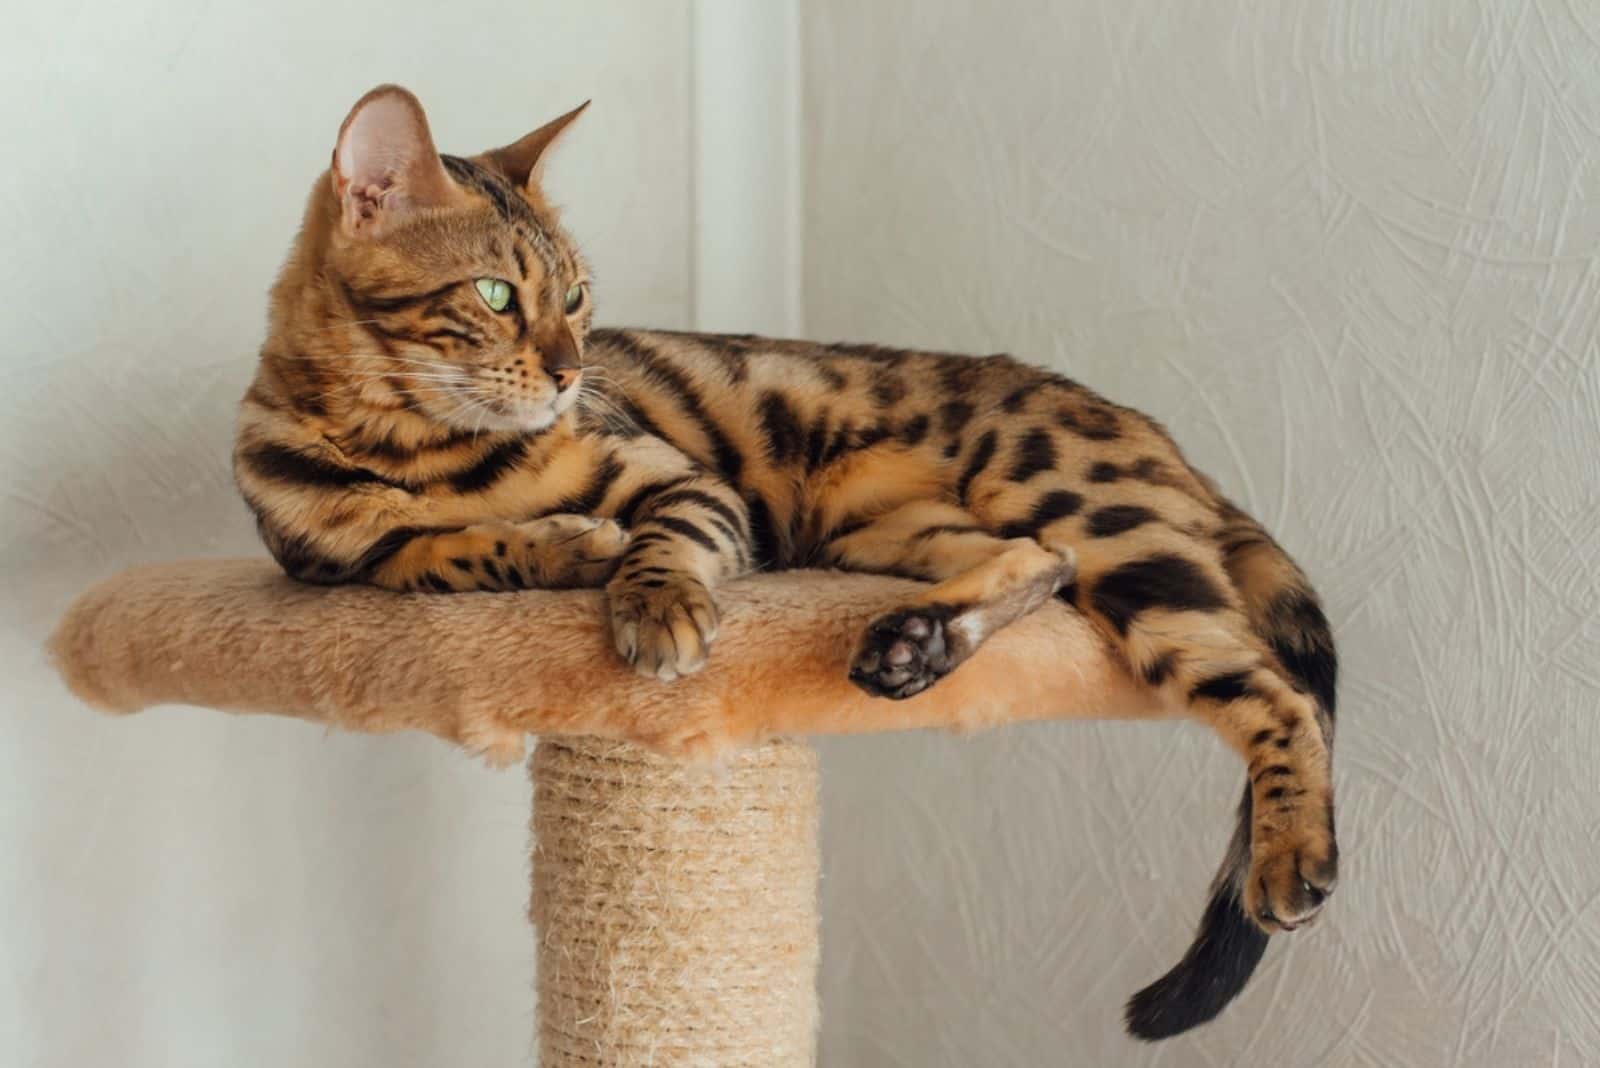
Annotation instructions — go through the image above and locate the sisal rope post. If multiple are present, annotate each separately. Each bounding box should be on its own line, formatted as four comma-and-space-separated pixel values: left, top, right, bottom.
531, 736, 820, 1067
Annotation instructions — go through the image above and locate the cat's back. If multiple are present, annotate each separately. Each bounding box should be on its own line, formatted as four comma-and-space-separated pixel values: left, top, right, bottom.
585, 326, 1168, 460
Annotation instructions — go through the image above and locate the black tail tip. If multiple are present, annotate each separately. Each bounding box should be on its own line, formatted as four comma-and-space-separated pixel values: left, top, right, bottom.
1123, 885, 1270, 1041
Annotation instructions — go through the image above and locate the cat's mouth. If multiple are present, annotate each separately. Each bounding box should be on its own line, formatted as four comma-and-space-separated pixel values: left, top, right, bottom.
435, 379, 578, 435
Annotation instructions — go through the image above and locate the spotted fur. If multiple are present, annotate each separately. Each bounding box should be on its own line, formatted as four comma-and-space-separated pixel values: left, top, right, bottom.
235, 86, 1339, 1038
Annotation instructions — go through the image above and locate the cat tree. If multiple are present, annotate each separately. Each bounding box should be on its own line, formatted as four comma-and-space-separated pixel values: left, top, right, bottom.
49, 559, 1150, 1066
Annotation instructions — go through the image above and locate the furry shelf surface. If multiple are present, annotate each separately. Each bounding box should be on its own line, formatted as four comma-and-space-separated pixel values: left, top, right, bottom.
49, 558, 1157, 763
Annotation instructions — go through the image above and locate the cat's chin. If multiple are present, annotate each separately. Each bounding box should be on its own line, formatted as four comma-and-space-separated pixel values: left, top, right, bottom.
439, 401, 560, 436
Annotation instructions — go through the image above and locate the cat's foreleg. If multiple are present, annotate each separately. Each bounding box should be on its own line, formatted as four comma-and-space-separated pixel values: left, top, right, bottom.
363, 514, 630, 592
595, 438, 754, 680
821, 499, 1075, 699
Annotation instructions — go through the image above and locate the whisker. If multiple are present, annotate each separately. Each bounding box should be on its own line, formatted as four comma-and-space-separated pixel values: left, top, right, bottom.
273, 350, 462, 373
338, 371, 474, 383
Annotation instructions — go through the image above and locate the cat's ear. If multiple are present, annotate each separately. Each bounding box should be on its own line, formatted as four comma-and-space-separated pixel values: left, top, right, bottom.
485, 100, 590, 192
332, 85, 463, 237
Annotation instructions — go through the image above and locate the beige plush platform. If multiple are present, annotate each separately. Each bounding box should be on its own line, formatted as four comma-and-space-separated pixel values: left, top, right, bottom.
48, 559, 1159, 763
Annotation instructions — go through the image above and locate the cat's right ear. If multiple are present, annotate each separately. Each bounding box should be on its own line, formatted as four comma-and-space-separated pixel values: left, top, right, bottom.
332, 85, 463, 238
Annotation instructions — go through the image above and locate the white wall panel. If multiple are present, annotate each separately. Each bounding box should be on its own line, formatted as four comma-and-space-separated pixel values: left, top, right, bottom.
802, 3, 1600, 1064
0, 4, 692, 1064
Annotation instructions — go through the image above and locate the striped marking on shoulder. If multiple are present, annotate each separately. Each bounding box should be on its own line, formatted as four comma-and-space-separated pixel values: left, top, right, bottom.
603, 330, 747, 480
448, 438, 529, 493
240, 443, 403, 490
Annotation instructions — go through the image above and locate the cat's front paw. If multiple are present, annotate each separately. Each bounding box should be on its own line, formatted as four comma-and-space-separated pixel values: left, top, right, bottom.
607, 574, 719, 681
849, 605, 958, 699
521, 514, 630, 587
1245, 810, 1338, 933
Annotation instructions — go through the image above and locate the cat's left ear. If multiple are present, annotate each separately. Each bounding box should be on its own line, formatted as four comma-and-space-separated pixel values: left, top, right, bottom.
485, 100, 590, 191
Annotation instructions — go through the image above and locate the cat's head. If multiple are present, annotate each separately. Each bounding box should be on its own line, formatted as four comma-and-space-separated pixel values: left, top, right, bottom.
275, 85, 593, 436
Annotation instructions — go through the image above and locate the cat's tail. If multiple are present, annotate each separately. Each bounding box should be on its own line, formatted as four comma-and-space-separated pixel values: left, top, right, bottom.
1123, 785, 1267, 1039
1124, 509, 1337, 1041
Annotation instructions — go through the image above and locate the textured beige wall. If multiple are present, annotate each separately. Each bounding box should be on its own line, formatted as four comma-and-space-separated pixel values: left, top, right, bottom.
8, 3, 1600, 1065
0, 3, 692, 1064
803, 2, 1600, 1065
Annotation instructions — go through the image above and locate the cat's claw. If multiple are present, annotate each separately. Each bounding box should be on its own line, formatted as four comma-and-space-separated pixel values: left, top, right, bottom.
607, 574, 719, 682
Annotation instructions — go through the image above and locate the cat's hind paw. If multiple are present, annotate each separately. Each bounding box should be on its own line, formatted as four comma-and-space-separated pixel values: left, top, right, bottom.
848, 605, 958, 700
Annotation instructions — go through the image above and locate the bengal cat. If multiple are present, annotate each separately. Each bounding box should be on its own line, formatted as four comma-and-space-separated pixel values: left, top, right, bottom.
234, 86, 1339, 1039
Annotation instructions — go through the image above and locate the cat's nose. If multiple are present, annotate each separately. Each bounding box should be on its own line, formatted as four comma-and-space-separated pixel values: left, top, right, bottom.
550, 365, 582, 391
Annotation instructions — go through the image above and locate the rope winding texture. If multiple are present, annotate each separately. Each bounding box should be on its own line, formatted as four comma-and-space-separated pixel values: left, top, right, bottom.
532, 737, 820, 1067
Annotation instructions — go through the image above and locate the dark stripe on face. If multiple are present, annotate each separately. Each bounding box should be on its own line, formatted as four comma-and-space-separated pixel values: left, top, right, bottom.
448, 438, 528, 493
424, 328, 481, 346
1007, 429, 1058, 482
243, 443, 403, 489
384, 374, 424, 413
1086, 504, 1157, 537
431, 304, 486, 334
759, 391, 806, 465
1090, 554, 1228, 635
343, 280, 460, 316
956, 431, 998, 503
998, 490, 1083, 539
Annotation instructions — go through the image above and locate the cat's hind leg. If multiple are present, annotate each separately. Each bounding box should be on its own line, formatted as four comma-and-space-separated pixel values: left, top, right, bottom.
1068, 522, 1338, 932
821, 499, 1075, 699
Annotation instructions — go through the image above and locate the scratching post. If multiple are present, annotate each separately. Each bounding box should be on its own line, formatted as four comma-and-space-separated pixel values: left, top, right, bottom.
532, 737, 819, 1066
48, 559, 1153, 1063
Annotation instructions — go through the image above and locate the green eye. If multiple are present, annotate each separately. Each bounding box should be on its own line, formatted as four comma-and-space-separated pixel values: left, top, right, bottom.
564, 282, 585, 314
475, 278, 513, 312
